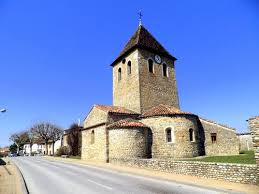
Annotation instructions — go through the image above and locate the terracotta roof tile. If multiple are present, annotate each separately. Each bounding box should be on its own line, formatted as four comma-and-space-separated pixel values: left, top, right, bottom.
142, 104, 195, 118
95, 104, 139, 115
111, 25, 176, 66
107, 119, 148, 129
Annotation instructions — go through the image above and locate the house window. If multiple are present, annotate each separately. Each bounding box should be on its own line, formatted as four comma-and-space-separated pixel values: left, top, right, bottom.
91, 130, 95, 144
162, 63, 168, 77
127, 61, 131, 75
211, 133, 217, 143
148, 59, 154, 73
166, 128, 172, 143
122, 59, 126, 64
118, 68, 122, 81
189, 128, 195, 142
165, 128, 175, 143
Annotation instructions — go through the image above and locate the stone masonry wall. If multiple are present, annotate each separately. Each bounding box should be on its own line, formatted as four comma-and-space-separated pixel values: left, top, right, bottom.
138, 49, 179, 113
81, 125, 107, 162
248, 116, 259, 164
200, 119, 239, 156
83, 106, 108, 127
110, 158, 258, 185
82, 107, 109, 162
113, 50, 141, 113
112, 49, 180, 114
109, 128, 148, 159
141, 115, 204, 159
107, 113, 139, 125
248, 116, 259, 186
63, 135, 68, 147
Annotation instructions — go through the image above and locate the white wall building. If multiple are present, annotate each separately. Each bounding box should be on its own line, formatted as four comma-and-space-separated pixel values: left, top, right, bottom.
23, 139, 62, 155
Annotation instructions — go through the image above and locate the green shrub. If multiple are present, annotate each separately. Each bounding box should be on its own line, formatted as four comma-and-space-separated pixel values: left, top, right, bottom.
56, 146, 70, 156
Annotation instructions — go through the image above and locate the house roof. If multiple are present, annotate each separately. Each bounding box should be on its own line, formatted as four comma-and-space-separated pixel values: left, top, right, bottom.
247, 116, 259, 121
95, 104, 139, 115
64, 126, 83, 135
0, 147, 9, 152
111, 25, 176, 66
237, 132, 251, 136
81, 122, 106, 132
33, 138, 45, 144
199, 117, 236, 131
107, 119, 148, 129
142, 104, 195, 118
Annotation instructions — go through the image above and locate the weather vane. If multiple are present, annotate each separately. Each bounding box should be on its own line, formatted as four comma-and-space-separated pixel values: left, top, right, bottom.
138, 10, 143, 26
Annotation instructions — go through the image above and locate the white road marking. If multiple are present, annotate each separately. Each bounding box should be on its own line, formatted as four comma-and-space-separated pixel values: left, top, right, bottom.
87, 179, 113, 190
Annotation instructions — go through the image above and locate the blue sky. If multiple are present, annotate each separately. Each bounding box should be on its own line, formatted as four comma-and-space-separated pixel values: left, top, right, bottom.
0, 0, 258, 147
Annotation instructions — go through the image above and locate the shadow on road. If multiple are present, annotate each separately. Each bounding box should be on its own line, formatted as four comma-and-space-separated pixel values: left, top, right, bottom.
0, 158, 7, 165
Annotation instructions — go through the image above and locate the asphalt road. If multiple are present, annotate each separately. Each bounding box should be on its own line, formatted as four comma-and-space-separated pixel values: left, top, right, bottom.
12, 157, 240, 194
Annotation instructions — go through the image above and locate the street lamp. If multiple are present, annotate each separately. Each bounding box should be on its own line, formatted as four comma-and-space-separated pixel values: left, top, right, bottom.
0, 109, 6, 113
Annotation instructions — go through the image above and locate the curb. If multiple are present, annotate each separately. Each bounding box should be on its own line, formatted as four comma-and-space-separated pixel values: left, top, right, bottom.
11, 160, 30, 194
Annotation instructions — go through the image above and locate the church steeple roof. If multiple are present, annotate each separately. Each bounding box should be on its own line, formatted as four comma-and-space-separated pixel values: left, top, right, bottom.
111, 25, 176, 66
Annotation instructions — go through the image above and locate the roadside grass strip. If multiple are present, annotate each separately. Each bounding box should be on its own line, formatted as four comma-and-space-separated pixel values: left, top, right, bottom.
182, 151, 256, 164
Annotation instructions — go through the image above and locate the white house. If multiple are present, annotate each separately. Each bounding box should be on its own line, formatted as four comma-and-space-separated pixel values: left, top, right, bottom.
23, 139, 62, 155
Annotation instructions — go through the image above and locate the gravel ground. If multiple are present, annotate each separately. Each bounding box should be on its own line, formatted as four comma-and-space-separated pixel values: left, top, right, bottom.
0, 158, 23, 194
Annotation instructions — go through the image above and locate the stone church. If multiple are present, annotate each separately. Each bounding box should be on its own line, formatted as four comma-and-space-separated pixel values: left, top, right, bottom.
81, 24, 239, 162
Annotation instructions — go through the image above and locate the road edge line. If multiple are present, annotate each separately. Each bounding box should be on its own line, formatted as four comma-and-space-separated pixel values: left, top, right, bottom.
12, 159, 30, 194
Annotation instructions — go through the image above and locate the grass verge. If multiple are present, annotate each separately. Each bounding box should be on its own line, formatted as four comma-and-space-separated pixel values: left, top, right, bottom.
69, 155, 81, 160
182, 151, 255, 164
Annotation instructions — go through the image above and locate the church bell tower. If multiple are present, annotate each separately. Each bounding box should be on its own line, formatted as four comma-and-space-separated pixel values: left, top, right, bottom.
111, 24, 180, 114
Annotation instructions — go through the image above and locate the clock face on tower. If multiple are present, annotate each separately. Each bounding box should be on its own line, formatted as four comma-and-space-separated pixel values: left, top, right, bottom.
154, 55, 161, 64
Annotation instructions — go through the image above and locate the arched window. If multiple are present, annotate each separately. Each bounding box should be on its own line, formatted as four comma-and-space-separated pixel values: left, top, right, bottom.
162, 63, 168, 77
166, 129, 172, 142
91, 130, 95, 144
166, 128, 172, 143
189, 128, 195, 142
127, 61, 131, 75
118, 68, 122, 81
148, 59, 154, 73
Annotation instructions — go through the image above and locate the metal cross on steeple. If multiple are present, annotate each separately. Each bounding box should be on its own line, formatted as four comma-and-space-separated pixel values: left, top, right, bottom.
138, 10, 143, 26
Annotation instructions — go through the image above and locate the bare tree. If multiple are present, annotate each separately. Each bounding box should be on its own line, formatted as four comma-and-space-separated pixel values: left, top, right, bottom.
50, 126, 63, 155
26, 129, 35, 156
31, 123, 52, 155
9, 132, 28, 154
67, 123, 82, 156
31, 122, 63, 155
